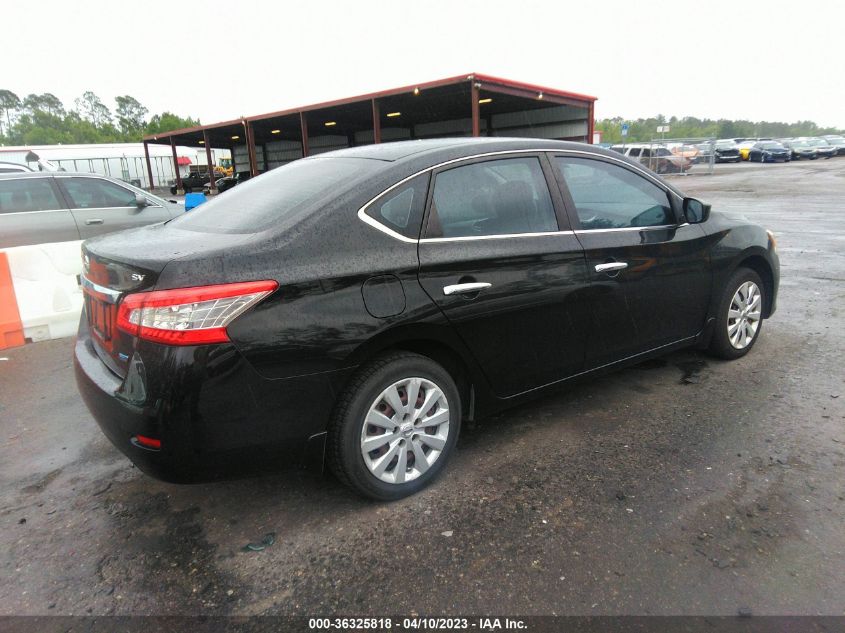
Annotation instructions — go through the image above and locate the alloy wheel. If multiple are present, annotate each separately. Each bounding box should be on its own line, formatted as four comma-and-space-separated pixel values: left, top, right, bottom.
360, 377, 450, 484
727, 281, 762, 349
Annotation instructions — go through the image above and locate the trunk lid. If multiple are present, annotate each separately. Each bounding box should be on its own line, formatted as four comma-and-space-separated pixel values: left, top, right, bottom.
81, 222, 249, 377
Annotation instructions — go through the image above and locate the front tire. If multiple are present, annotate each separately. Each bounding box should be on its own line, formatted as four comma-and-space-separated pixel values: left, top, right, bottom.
328, 352, 461, 501
709, 267, 765, 360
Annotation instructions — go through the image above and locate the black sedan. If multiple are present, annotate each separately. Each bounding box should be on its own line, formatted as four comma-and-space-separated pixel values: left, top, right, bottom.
713, 140, 742, 163
748, 141, 791, 163
781, 139, 818, 160
821, 135, 845, 155
74, 138, 779, 500
207, 170, 250, 193
805, 138, 838, 159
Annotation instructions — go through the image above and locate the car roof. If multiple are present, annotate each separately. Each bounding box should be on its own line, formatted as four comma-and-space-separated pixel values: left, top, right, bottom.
313, 137, 606, 163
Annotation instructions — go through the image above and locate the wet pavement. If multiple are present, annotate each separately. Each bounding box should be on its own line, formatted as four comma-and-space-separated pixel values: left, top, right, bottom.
1, 159, 843, 617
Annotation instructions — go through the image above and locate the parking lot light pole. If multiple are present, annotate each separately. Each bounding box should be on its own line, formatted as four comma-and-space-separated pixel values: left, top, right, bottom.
300, 112, 309, 157
143, 141, 155, 192
170, 138, 183, 195
203, 130, 217, 194
372, 99, 381, 144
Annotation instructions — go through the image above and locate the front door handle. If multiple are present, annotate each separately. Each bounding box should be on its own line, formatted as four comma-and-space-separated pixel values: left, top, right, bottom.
595, 262, 628, 273
85, 218, 104, 225
443, 282, 492, 296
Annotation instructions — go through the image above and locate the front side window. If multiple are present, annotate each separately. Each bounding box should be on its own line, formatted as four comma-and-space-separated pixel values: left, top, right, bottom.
0, 178, 63, 213
427, 157, 557, 238
555, 157, 675, 230
365, 173, 429, 239
63, 177, 137, 209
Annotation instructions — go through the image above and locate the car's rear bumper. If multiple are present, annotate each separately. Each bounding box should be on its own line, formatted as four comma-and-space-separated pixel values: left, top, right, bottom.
74, 316, 348, 482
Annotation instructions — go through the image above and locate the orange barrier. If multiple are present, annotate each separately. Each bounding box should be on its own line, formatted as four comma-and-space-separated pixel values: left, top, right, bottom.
0, 252, 25, 349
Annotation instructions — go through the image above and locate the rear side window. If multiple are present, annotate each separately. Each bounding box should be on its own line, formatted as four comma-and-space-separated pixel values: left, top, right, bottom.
555, 157, 674, 230
171, 157, 378, 233
427, 157, 558, 238
62, 177, 136, 208
0, 178, 63, 213
365, 172, 430, 239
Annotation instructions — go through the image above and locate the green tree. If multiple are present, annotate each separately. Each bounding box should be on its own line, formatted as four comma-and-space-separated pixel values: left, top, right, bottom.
74, 91, 112, 127
0, 89, 21, 136
145, 112, 201, 136
115, 95, 148, 138
22, 93, 65, 117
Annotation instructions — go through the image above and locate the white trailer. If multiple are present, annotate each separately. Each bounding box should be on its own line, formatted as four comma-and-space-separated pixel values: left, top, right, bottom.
0, 143, 230, 189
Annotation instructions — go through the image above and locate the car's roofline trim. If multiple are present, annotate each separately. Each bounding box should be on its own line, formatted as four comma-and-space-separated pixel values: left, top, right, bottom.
356, 148, 675, 243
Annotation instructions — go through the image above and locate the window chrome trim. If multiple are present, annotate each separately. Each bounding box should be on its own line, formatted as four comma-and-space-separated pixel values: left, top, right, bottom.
422, 230, 574, 243
0, 207, 69, 216
574, 224, 679, 234
356, 148, 673, 244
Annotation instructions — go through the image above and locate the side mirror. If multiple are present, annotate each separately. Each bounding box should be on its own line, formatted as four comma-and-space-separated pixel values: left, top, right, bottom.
683, 197, 710, 224
134, 194, 149, 209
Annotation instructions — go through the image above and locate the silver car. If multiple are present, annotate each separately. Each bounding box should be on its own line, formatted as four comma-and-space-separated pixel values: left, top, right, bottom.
0, 172, 183, 248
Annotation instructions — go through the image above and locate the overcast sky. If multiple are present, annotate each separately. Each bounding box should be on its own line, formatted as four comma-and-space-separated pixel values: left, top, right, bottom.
4, 0, 844, 128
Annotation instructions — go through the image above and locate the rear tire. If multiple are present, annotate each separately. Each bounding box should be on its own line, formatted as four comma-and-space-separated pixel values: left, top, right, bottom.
709, 267, 765, 360
327, 352, 461, 501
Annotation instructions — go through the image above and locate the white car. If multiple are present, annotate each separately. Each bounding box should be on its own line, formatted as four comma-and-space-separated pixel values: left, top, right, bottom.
0, 161, 34, 174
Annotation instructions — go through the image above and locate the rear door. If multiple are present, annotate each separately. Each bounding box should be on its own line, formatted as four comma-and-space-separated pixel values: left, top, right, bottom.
551, 153, 711, 368
417, 153, 588, 398
0, 176, 80, 248
57, 175, 171, 239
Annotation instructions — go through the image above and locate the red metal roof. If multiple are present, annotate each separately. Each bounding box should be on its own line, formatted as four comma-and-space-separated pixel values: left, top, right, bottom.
143, 73, 596, 142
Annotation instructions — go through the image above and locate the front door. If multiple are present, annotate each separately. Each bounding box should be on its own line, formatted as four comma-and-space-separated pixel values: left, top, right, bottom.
58, 176, 171, 239
551, 154, 712, 369
417, 154, 588, 398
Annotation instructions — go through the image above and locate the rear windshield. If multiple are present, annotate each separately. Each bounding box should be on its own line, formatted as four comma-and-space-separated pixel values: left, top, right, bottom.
170, 157, 378, 233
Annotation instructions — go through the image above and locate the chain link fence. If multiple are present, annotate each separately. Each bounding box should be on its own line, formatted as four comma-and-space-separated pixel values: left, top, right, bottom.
609, 138, 717, 175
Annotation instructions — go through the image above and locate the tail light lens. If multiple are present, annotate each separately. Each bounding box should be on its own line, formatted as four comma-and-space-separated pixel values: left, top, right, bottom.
117, 280, 278, 345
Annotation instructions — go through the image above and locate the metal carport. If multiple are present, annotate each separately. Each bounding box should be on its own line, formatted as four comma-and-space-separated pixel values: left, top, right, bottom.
141, 73, 596, 194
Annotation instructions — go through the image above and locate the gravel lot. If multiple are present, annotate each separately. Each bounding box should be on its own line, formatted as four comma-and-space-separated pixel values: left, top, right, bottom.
1, 158, 843, 617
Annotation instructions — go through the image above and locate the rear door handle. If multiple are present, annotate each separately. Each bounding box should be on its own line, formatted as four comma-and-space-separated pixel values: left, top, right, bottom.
85, 218, 104, 225
595, 262, 628, 273
443, 282, 492, 296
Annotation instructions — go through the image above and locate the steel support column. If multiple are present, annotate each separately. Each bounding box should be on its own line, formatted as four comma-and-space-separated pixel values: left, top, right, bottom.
245, 121, 258, 177
143, 141, 155, 191
300, 112, 309, 157
203, 130, 216, 193
372, 99, 381, 144
471, 82, 480, 137
587, 101, 595, 144
170, 138, 183, 193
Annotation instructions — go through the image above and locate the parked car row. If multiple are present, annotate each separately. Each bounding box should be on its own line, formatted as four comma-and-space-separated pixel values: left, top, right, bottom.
689, 136, 845, 164
732, 136, 844, 162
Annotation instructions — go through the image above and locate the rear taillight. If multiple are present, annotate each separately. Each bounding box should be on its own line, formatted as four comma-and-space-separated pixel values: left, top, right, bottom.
116, 280, 278, 345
